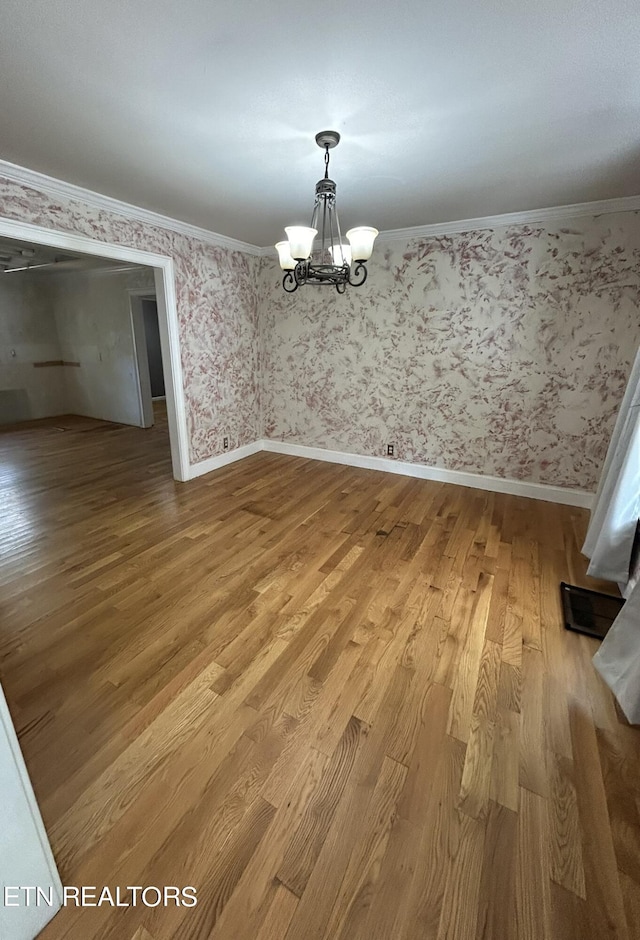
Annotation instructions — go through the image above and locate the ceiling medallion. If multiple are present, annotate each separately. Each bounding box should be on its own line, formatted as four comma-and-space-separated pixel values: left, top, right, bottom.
275, 131, 378, 294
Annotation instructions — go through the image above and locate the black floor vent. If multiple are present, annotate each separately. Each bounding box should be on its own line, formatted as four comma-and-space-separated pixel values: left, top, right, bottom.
560, 581, 625, 640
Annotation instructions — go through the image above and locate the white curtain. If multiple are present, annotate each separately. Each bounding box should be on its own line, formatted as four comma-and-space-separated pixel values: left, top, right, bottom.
583, 345, 640, 586
583, 344, 640, 723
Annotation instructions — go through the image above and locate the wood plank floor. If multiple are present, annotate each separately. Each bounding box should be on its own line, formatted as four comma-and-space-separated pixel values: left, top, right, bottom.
1, 410, 639, 939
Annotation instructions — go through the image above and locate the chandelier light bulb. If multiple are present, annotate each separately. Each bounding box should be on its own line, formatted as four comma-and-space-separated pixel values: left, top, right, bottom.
346, 227, 379, 263
284, 226, 317, 261
328, 243, 352, 267
275, 241, 296, 271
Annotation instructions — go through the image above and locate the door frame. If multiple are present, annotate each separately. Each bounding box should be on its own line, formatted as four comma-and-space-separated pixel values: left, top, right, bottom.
0, 216, 190, 481
0, 683, 63, 936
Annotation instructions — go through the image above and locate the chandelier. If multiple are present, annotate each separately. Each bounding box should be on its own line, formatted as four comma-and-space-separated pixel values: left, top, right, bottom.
275, 131, 378, 294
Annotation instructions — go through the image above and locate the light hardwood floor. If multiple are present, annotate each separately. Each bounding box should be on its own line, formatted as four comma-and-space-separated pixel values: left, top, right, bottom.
0, 411, 638, 940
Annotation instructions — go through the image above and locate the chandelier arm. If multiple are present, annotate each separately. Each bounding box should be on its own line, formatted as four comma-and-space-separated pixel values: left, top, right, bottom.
333, 200, 345, 269
348, 262, 368, 287
327, 198, 337, 268
310, 200, 319, 231
320, 195, 328, 262
283, 271, 298, 293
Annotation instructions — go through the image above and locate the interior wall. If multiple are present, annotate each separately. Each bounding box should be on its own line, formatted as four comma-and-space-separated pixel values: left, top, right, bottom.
259, 212, 640, 492
50, 266, 155, 426
0, 177, 262, 464
0, 273, 66, 423
5, 169, 638, 492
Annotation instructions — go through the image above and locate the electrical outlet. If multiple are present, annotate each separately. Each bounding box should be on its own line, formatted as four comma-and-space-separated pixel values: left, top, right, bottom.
387, 444, 395, 457
223, 436, 229, 451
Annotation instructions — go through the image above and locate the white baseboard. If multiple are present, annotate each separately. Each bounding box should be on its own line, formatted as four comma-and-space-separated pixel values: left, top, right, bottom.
260, 439, 594, 508
186, 437, 594, 507
187, 440, 263, 479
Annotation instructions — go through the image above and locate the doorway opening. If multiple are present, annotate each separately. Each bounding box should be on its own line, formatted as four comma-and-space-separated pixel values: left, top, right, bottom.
0, 216, 189, 480
128, 291, 167, 430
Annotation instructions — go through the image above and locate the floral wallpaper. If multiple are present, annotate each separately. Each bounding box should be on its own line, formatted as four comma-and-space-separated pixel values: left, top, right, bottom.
0, 177, 261, 464
259, 213, 640, 491
3, 170, 639, 493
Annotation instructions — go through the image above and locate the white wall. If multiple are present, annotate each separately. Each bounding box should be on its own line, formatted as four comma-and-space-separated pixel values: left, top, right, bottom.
0, 264, 156, 427
50, 266, 155, 426
0, 275, 66, 423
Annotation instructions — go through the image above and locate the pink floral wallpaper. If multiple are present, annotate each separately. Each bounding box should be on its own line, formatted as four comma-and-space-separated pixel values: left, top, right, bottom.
0, 177, 261, 464
259, 214, 640, 490
3, 170, 639, 493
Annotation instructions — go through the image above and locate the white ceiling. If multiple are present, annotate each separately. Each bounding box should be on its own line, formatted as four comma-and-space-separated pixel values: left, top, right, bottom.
1, 0, 639, 246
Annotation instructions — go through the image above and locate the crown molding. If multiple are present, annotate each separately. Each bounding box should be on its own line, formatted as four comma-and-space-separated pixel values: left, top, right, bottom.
260, 192, 640, 255
374, 195, 640, 244
3, 159, 639, 258
0, 159, 263, 257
